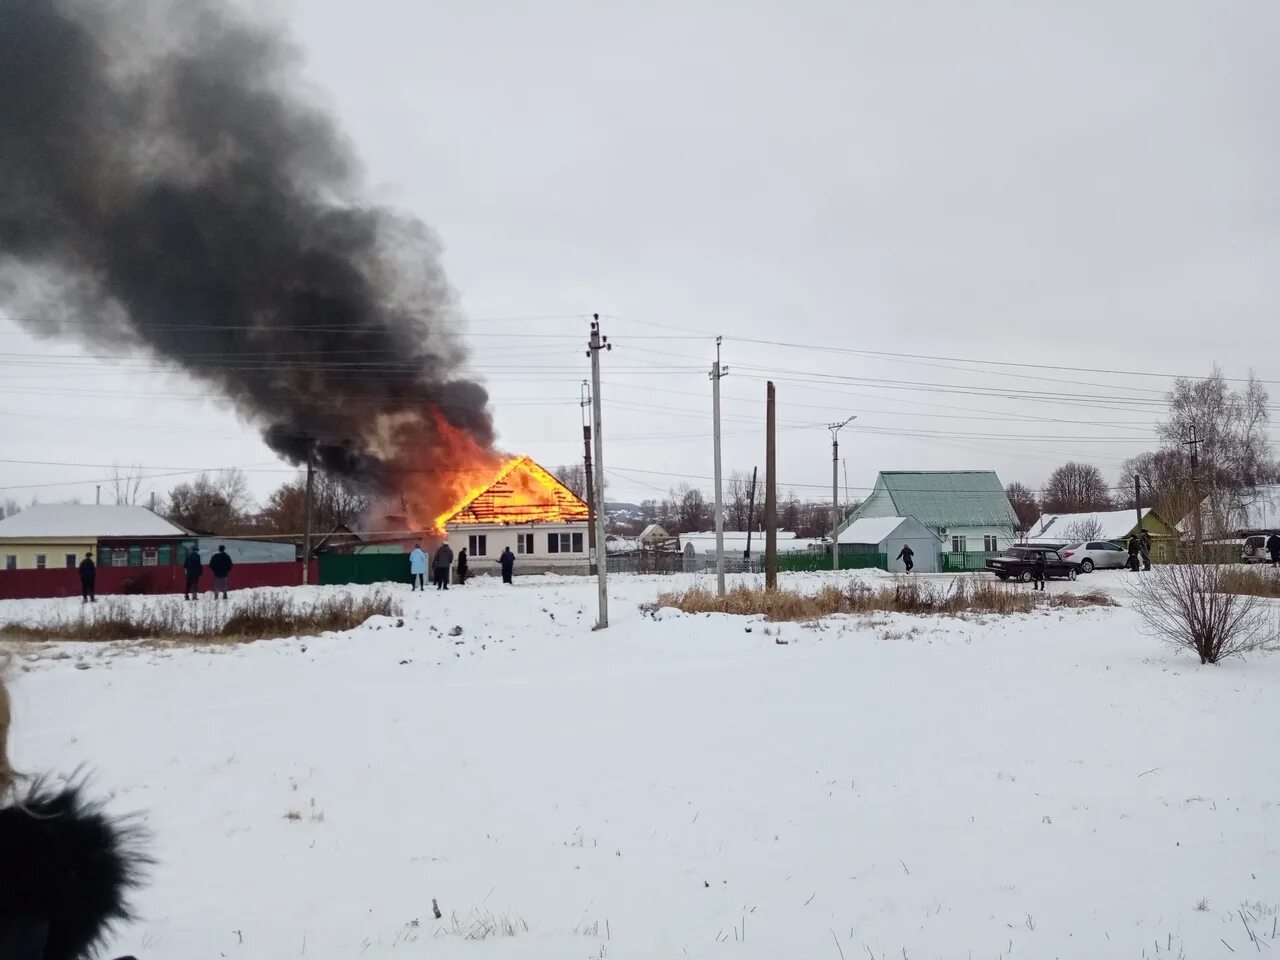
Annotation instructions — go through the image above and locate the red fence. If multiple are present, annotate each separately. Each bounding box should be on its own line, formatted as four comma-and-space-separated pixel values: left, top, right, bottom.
0, 561, 319, 601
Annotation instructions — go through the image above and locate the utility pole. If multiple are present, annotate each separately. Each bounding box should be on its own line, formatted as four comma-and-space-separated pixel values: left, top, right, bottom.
96, 485, 101, 505
1184, 427, 1203, 559
828, 416, 856, 571
581, 380, 597, 575
765, 382, 777, 590
710, 336, 729, 596
587, 315, 611, 628
1133, 473, 1143, 540
302, 447, 315, 585
744, 465, 758, 560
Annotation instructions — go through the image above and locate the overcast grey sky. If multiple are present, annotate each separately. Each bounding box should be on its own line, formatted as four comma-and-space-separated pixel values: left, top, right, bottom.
3, 0, 1278, 510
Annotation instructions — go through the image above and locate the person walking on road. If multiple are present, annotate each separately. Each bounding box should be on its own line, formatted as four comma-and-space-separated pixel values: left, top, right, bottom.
1268, 531, 1280, 567
78, 551, 96, 604
209, 544, 234, 600
433, 542, 453, 591
499, 546, 515, 585
409, 542, 427, 591
1032, 550, 1046, 591
456, 548, 469, 586
896, 543, 915, 573
183, 546, 203, 600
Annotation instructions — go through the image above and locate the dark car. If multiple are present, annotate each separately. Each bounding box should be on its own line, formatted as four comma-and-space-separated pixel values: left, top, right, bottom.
986, 546, 1080, 582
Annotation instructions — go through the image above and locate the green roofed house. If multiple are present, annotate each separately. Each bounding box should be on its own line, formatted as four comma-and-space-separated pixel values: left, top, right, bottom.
838, 471, 1018, 567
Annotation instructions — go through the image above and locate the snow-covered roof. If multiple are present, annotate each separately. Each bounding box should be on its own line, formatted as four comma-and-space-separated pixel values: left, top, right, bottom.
1182, 485, 1280, 535
679, 531, 810, 554
0, 504, 187, 539
1027, 508, 1148, 543
838, 516, 910, 545
638, 523, 671, 541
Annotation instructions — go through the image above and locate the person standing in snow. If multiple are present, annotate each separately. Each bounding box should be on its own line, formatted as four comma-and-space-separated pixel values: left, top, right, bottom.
408, 543, 426, 591
432, 542, 453, 591
78, 551, 96, 604
208, 545, 233, 600
1126, 538, 1141, 572
0, 672, 150, 960
499, 546, 515, 584
183, 546, 203, 600
1138, 530, 1152, 571
1267, 531, 1280, 567
1032, 550, 1046, 591
896, 543, 915, 573
456, 548, 468, 585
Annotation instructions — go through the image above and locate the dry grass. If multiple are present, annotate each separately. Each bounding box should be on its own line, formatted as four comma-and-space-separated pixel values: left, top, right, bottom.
436, 910, 528, 940
0, 590, 401, 644
651, 578, 1115, 622
1220, 566, 1280, 599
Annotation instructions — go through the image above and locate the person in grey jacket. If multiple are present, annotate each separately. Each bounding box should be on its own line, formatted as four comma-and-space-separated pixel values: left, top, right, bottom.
432, 543, 454, 591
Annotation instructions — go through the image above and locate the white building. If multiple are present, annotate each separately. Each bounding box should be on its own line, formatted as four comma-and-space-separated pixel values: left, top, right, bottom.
840, 470, 1018, 555
838, 516, 939, 572
442, 457, 591, 574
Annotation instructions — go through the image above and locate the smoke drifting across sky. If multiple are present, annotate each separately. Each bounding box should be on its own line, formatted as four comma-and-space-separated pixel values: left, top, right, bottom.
0, 0, 493, 491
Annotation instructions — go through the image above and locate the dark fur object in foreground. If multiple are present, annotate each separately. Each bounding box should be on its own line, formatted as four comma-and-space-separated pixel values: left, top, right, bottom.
0, 783, 149, 960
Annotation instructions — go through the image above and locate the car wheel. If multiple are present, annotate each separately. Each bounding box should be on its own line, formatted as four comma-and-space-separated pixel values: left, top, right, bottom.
1080, 559, 1094, 573
1020, 570, 1033, 583
997, 573, 1009, 581
1068, 568, 1078, 581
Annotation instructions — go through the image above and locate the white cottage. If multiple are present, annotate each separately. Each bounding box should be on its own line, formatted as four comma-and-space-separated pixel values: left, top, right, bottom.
442, 457, 591, 574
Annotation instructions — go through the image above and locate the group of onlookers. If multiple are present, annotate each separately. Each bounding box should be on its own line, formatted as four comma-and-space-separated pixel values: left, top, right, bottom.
408, 542, 517, 590
76, 545, 235, 603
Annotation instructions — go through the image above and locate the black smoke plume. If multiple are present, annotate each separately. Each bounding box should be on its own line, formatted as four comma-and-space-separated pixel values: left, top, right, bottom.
0, 0, 493, 489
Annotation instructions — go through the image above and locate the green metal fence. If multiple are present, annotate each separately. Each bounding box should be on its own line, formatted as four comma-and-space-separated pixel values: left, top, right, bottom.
318, 552, 410, 586
777, 552, 888, 572
940, 551, 1000, 572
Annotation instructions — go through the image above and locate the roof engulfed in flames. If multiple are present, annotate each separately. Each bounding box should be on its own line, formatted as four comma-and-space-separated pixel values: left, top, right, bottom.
437, 456, 589, 529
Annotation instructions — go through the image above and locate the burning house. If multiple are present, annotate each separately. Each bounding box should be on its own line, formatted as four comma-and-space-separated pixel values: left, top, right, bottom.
439, 457, 591, 573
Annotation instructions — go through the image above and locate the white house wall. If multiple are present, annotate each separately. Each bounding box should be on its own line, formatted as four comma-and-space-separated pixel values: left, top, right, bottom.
939, 525, 1013, 553
445, 522, 591, 571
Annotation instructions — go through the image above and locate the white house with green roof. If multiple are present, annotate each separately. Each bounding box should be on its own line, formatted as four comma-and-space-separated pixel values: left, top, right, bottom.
839, 471, 1018, 559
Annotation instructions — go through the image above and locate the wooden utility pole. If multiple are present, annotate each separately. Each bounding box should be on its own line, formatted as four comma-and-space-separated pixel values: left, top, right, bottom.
302, 447, 315, 585
743, 465, 758, 560
587, 316, 611, 628
828, 416, 856, 571
710, 337, 729, 597
1184, 427, 1203, 559
1133, 473, 1142, 539
765, 382, 777, 590
581, 381, 597, 574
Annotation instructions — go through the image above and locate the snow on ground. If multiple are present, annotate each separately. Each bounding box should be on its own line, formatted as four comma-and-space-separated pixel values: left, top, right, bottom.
3, 570, 1279, 959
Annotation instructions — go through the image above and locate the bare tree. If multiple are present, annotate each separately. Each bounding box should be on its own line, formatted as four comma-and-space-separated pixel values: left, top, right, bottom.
1060, 517, 1106, 543
1005, 482, 1040, 530
163, 469, 255, 534
725, 470, 761, 531
0, 498, 19, 519
1157, 370, 1277, 491
553, 463, 587, 500
1041, 462, 1112, 513
669, 484, 711, 533
110, 463, 145, 506
1129, 565, 1280, 664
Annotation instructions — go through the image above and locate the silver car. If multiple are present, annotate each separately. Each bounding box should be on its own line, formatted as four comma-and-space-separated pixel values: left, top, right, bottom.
1059, 541, 1129, 573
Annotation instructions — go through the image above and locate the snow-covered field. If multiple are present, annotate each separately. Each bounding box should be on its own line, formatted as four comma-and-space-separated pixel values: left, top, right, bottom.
4, 570, 1279, 959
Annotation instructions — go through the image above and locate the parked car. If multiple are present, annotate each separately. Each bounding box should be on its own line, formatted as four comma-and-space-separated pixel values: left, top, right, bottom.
1242, 535, 1270, 563
986, 546, 1080, 582
1059, 541, 1129, 573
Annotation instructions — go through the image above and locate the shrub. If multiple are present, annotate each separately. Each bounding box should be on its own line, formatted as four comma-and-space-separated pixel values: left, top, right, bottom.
1129, 565, 1279, 664
0, 590, 401, 644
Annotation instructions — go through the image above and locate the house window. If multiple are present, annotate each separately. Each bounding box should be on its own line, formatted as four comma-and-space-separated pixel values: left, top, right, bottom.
951, 536, 967, 553
65, 554, 77, 568
548, 533, 584, 554
984, 535, 998, 552
35, 554, 47, 570
142, 547, 159, 567
468, 534, 487, 557
516, 533, 535, 555
111, 548, 128, 568
4, 555, 16, 570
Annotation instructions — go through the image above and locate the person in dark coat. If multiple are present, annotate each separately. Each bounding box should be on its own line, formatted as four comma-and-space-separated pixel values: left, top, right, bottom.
432, 543, 453, 591
456, 548, 468, 586
1032, 550, 1046, 591
896, 544, 915, 573
78, 552, 96, 604
1139, 530, 1153, 571
0, 675, 149, 960
1268, 531, 1280, 566
183, 546, 203, 600
1127, 538, 1141, 572
499, 546, 515, 584
208, 545, 234, 600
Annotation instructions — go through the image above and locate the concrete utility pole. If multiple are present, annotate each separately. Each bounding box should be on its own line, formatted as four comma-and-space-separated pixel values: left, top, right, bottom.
828, 416, 856, 571
765, 382, 777, 590
710, 337, 729, 597
587, 316, 611, 628
581, 380, 597, 575
302, 447, 315, 585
